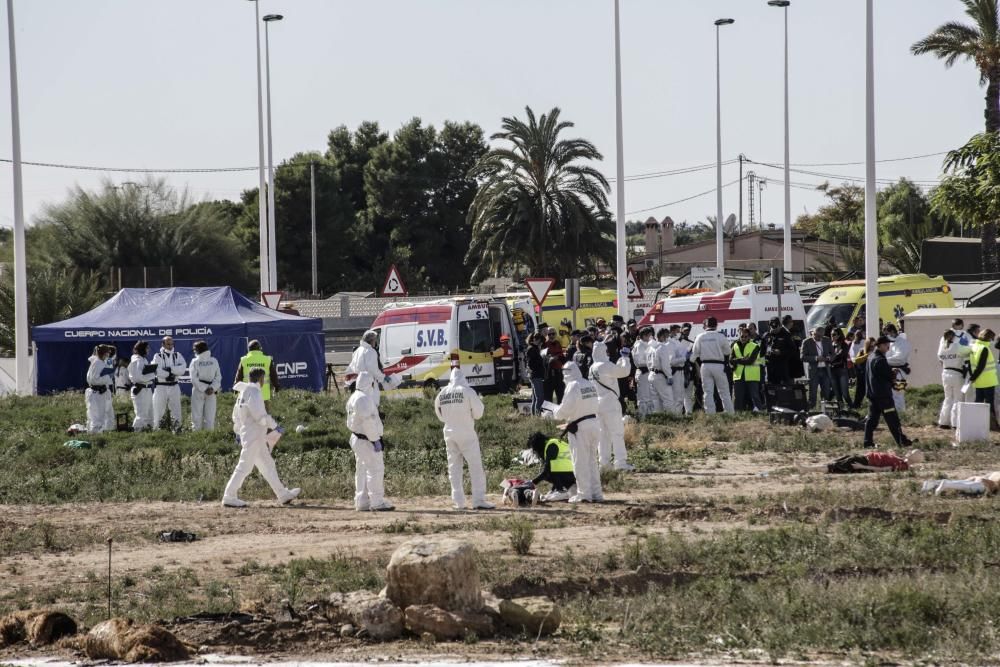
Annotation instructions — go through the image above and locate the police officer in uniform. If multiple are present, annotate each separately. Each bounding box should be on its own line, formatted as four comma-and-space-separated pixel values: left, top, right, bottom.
235, 340, 280, 410
732, 327, 764, 411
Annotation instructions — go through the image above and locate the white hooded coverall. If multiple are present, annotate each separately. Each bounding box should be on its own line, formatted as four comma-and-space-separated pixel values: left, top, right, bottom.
886, 333, 911, 413
189, 351, 222, 431
648, 337, 680, 414
128, 353, 157, 430
938, 337, 971, 427
85, 355, 113, 433
632, 336, 655, 417
692, 329, 734, 414
223, 382, 296, 503
434, 368, 488, 508
554, 361, 603, 502
152, 347, 186, 428
346, 333, 401, 404
346, 372, 391, 510
589, 342, 632, 469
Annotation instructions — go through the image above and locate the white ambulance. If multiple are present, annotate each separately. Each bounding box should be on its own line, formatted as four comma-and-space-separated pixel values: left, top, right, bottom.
365, 297, 523, 392
638, 283, 808, 340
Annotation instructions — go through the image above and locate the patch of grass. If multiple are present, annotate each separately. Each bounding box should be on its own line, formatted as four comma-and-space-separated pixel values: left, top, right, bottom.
508, 516, 534, 555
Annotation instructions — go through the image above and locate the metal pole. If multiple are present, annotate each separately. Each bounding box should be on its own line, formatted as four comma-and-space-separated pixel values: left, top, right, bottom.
310, 161, 318, 296
782, 4, 792, 275
864, 0, 879, 338
106, 537, 113, 619
264, 19, 278, 292
714, 21, 733, 286
738, 154, 744, 235
6, 0, 29, 396
251, 0, 268, 296
613, 0, 628, 319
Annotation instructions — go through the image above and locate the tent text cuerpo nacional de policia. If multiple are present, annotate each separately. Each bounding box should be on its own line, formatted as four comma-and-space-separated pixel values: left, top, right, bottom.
32, 287, 325, 395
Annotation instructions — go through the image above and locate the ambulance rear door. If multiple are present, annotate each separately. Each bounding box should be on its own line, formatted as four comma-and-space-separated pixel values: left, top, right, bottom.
456, 301, 497, 388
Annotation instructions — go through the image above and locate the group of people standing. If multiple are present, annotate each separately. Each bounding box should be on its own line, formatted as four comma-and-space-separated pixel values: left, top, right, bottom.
84, 337, 278, 434
937, 318, 1000, 430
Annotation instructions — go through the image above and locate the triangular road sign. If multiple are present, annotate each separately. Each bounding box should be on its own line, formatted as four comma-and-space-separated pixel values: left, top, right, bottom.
382, 264, 408, 297
525, 277, 556, 306
261, 291, 283, 310
626, 268, 644, 300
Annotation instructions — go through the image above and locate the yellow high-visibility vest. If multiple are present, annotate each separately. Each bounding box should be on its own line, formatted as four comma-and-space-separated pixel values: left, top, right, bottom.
546, 438, 573, 473
971, 340, 998, 390
732, 341, 761, 382
240, 350, 274, 400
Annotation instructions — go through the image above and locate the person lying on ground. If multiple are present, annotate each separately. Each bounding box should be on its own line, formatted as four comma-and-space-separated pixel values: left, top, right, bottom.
921, 472, 1000, 496
797, 449, 924, 474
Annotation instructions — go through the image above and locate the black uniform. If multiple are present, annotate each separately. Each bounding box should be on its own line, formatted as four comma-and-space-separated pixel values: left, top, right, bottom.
863, 349, 910, 448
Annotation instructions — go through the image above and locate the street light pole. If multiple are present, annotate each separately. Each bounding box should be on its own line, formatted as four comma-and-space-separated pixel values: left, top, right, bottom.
768, 0, 792, 277
613, 0, 628, 319
715, 18, 734, 288
248, 0, 268, 296
6, 0, 29, 395
263, 13, 283, 293
310, 161, 318, 296
864, 0, 879, 338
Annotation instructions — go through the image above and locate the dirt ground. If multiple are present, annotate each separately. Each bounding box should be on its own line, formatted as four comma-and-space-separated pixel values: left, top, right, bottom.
1, 423, 991, 664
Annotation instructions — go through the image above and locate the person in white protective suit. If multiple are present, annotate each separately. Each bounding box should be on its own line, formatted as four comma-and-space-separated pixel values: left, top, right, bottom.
188, 340, 222, 431
553, 360, 603, 503
434, 366, 495, 510
346, 330, 401, 403
937, 329, 971, 429
101, 348, 119, 431
589, 340, 635, 471
649, 328, 680, 414
632, 327, 656, 418
674, 324, 696, 414
128, 341, 157, 430
152, 336, 187, 429
884, 323, 911, 414
692, 317, 734, 414
85, 345, 114, 433
222, 368, 301, 507
346, 371, 395, 511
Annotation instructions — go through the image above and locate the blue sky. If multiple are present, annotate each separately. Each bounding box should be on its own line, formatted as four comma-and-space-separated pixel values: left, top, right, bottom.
0, 0, 985, 231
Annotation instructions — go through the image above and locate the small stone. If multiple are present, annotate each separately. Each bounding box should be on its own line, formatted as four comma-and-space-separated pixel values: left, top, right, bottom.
403, 604, 494, 641
339, 623, 355, 638
420, 631, 436, 645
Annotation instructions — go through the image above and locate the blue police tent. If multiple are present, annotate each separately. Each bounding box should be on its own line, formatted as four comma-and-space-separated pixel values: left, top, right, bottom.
33, 287, 325, 395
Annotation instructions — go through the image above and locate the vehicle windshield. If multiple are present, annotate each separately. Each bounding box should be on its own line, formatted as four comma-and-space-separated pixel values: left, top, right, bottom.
459, 319, 493, 353
806, 303, 856, 333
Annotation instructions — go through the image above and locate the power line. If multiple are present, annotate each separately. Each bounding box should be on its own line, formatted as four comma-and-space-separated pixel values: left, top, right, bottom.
0, 157, 257, 174
626, 179, 741, 216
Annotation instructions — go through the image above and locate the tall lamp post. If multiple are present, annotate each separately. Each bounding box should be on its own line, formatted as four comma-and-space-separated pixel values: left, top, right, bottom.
613, 0, 628, 319
247, 0, 269, 295
6, 0, 29, 395
863, 0, 879, 338
768, 0, 792, 277
263, 13, 283, 293
714, 18, 734, 287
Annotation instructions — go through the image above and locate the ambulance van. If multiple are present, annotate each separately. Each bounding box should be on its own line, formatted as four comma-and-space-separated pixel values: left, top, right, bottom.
638, 283, 808, 340
366, 297, 522, 392
805, 274, 954, 333
505, 287, 618, 343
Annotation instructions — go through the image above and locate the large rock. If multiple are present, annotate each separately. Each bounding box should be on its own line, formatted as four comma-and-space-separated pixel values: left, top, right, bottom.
324, 591, 403, 640
403, 604, 494, 641
385, 538, 482, 612
499, 597, 561, 636
0, 610, 77, 648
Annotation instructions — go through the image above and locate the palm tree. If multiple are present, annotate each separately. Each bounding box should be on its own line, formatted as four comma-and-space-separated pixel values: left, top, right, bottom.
913, 0, 1000, 273
912, 0, 1000, 132
465, 107, 614, 281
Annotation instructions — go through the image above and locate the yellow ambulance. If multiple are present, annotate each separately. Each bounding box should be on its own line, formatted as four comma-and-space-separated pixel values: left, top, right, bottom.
505, 287, 619, 342
806, 274, 954, 333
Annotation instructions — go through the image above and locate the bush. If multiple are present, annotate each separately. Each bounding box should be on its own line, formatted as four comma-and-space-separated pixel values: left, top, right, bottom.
508, 517, 534, 555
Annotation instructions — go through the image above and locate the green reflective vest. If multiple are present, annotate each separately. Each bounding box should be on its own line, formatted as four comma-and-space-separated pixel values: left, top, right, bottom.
971, 340, 998, 390
240, 350, 274, 400
732, 341, 761, 382
546, 438, 573, 473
